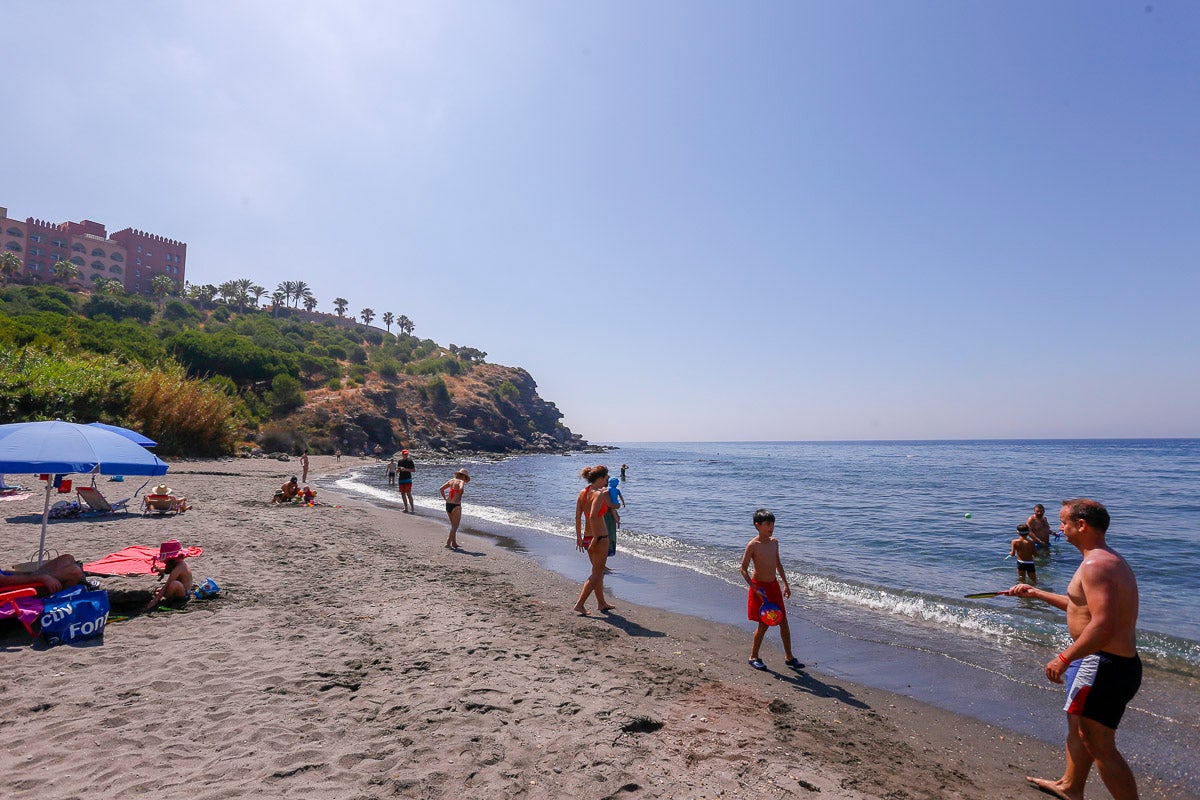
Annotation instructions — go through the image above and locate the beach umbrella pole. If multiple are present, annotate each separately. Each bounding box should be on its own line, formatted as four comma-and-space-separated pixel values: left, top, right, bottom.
38, 478, 52, 568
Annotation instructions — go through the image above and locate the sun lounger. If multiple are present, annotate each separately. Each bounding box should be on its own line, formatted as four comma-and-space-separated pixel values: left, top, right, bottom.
76, 485, 130, 516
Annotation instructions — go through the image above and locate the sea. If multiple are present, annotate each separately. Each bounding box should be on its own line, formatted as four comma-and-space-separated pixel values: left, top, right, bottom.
325, 439, 1200, 795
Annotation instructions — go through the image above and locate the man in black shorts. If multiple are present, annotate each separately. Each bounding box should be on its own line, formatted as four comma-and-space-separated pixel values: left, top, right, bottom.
395, 449, 416, 513
1008, 499, 1141, 800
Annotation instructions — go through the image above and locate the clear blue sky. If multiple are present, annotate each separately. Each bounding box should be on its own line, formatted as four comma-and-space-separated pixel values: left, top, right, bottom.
5, 2, 1197, 442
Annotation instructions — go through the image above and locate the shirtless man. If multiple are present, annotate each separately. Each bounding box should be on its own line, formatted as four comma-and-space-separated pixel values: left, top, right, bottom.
1008, 499, 1141, 800
0, 554, 83, 595
1028, 503, 1054, 550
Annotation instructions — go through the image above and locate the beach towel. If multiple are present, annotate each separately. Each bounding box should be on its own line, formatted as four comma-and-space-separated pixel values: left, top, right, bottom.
83, 544, 204, 576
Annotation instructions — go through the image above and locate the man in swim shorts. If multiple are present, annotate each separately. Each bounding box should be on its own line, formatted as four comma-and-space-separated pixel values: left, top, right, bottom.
1008, 498, 1141, 800
1009, 524, 1037, 583
1027, 503, 1053, 550
395, 449, 415, 513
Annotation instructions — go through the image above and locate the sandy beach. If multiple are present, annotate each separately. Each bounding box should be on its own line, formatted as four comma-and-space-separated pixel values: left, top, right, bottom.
1, 457, 1189, 799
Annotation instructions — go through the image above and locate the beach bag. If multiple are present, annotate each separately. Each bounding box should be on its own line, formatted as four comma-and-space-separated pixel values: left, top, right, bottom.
39, 588, 110, 645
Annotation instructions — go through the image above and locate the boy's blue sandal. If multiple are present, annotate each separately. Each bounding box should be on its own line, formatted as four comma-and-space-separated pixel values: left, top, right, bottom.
784, 658, 805, 669
748, 658, 766, 670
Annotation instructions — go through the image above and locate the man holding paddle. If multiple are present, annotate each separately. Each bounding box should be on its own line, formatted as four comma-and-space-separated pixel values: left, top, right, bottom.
1007, 499, 1141, 800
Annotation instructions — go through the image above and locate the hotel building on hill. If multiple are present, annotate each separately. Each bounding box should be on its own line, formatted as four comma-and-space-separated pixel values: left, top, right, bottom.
1, 205, 186, 296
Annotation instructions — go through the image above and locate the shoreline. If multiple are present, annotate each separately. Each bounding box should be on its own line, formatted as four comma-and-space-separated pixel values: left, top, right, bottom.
0, 456, 1193, 799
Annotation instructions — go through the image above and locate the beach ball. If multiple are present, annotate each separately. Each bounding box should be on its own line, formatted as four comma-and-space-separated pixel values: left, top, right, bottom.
760, 604, 783, 627
964, 512, 972, 519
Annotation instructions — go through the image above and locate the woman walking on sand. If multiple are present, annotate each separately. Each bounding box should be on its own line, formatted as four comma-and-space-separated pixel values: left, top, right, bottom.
573, 465, 615, 616
439, 468, 470, 549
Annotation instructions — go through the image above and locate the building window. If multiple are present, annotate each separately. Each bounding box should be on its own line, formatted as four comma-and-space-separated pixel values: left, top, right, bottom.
70, 255, 84, 265
111, 252, 123, 262
71, 243, 85, 252
4, 227, 21, 237
50, 252, 63, 261
52, 238, 67, 248
30, 247, 44, 257
91, 247, 106, 257
137, 245, 142, 253
109, 265, 122, 275
29, 262, 42, 272
91, 260, 105, 269
90, 272, 105, 283
4, 241, 21, 252
29, 233, 44, 243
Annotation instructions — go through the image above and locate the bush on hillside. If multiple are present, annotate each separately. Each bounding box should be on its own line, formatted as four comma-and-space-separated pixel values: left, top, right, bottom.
125, 366, 237, 456
0, 348, 137, 424
83, 293, 154, 324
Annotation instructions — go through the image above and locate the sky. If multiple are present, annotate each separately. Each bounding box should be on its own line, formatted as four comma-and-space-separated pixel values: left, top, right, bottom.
4, 2, 1198, 442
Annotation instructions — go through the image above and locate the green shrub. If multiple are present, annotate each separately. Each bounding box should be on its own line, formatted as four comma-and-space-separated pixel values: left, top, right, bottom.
326, 378, 343, 391
265, 373, 305, 413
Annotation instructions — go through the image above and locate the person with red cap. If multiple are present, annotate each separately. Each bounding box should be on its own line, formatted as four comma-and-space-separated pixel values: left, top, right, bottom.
396, 449, 416, 513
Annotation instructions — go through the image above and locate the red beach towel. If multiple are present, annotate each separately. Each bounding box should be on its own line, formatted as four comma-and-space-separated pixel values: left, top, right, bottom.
83, 545, 203, 575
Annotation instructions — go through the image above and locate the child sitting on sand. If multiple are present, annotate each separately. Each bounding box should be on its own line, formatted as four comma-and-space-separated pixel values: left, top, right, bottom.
739, 508, 803, 672
142, 540, 195, 612
1009, 524, 1037, 584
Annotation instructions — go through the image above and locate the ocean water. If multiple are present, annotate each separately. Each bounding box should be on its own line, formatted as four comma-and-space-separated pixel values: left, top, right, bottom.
339, 439, 1200, 673
329, 439, 1200, 791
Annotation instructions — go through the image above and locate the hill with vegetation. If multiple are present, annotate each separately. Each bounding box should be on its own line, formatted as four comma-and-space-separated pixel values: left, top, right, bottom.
0, 283, 587, 457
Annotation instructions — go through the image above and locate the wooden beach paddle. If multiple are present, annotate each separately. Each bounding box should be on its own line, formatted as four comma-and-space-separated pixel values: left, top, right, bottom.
963, 590, 1013, 599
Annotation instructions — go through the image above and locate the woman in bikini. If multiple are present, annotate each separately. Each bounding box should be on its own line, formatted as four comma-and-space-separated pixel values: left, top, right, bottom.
439, 468, 470, 549
573, 465, 615, 615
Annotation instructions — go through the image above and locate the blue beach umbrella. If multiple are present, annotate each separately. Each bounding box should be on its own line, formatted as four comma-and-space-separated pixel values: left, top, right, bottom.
0, 420, 169, 566
87, 422, 156, 448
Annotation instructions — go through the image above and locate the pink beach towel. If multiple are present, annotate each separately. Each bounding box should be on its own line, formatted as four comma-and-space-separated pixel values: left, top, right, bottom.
83, 544, 203, 576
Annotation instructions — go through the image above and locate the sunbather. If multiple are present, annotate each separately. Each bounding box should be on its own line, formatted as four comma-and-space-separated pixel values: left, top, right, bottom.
143, 483, 190, 513
142, 540, 195, 612
1, 554, 84, 595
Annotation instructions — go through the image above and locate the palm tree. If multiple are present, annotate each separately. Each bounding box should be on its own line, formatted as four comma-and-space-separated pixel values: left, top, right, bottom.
217, 280, 240, 306
190, 283, 217, 310
100, 279, 125, 295
360, 308, 375, 326
52, 259, 80, 287
293, 280, 311, 308
277, 280, 298, 307
249, 284, 268, 308
302, 293, 318, 312
0, 251, 21, 286
396, 315, 414, 335
150, 274, 176, 308
271, 290, 287, 317
382, 311, 395, 332
333, 297, 349, 317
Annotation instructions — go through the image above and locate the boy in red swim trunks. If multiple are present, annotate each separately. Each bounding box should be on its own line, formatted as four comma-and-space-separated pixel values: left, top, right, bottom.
739, 508, 803, 671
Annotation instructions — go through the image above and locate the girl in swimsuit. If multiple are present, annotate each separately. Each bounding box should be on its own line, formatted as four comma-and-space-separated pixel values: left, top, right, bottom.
439, 468, 470, 549
573, 465, 615, 616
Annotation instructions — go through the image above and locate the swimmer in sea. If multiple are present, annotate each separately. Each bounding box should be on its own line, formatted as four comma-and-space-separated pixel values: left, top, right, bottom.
1028, 503, 1053, 550
1009, 524, 1037, 584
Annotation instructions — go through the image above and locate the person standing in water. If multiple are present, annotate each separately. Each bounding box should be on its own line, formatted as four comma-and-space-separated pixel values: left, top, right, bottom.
573, 465, 615, 616
1028, 503, 1054, 550
395, 449, 416, 513
439, 468, 470, 549
1008, 499, 1141, 800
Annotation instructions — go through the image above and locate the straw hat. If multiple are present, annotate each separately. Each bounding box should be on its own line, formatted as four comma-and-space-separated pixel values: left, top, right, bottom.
454, 468, 470, 481
154, 483, 171, 495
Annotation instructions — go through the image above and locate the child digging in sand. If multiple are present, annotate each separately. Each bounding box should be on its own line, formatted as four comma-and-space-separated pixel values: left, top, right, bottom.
740, 508, 803, 671
142, 540, 195, 612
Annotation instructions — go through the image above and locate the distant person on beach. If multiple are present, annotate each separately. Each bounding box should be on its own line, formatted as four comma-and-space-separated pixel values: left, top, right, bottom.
1028, 504, 1053, 550
272, 476, 300, 504
396, 449, 416, 513
386, 458, 397, 486
335, 448, 342, 462
1007, 499, 1141, 800
573, 465, 615, 615
620, 464, 627, 481
740, 508, 803, 672
142, 540, 195, 612
1, 554, 83, 595
300, 449, 310, 483
439, 468, 470, 549
1009, 524, 1037, 583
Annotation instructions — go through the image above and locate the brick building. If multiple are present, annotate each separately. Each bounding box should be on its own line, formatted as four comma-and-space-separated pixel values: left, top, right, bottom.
1, 205, 186, 296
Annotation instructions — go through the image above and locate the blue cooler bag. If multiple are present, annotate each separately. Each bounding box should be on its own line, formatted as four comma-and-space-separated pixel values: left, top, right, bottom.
40, 588, 110, 645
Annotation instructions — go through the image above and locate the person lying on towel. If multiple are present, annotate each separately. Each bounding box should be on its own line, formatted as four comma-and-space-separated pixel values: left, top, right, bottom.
1, 555, 84, 595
